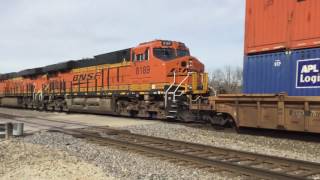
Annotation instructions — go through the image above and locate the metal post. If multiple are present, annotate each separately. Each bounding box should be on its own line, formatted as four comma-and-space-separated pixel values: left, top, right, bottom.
13, 123, 24, 136
5, 123, 13, 139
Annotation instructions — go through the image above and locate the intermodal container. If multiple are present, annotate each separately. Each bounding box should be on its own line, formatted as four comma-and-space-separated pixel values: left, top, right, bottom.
245, 0, 320, 55
290, 0, 320, 50
243, 47, 320, 96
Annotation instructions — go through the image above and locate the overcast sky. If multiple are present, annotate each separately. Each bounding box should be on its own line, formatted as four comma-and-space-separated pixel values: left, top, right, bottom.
0, 0, 245, 73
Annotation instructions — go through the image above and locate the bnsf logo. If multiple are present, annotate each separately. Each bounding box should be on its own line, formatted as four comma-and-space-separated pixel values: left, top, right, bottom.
73, 72, 101, 82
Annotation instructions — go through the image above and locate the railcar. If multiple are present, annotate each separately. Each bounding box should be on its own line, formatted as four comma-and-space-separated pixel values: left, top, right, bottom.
0, 40, 209, 121
190, 94, 320, 133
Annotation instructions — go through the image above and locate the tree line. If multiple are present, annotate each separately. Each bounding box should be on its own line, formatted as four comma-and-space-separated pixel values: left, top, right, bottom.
208, 66, 243, 94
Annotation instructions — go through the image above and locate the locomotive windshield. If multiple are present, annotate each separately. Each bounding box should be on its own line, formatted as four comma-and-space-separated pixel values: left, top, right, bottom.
153, 48, 190, 61
153, 48, 176, 60
177, 49, 190, 57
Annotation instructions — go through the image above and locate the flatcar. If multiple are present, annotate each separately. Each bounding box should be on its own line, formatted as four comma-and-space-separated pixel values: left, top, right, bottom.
0, 40, 209, 121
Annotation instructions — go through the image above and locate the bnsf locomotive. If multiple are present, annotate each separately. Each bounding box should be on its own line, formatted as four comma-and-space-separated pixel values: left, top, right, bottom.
0, 40, 209, 121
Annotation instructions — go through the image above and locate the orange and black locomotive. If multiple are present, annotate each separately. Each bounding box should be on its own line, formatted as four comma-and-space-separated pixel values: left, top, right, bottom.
0, 40, 209, 120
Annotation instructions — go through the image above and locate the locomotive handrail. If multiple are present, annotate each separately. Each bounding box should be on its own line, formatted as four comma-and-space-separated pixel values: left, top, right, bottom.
173, 72, 192, 102
191, 96, 201, 102
164, 71, 176, 108
175, 90, 186, 97
33, 92, 36, 101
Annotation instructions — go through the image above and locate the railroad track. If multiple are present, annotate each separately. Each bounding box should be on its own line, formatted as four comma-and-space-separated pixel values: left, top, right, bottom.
1, 112, 320, 179
56, 127, 320, 180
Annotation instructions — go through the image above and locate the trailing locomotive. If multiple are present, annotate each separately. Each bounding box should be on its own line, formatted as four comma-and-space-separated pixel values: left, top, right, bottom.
0, 40, 209, 121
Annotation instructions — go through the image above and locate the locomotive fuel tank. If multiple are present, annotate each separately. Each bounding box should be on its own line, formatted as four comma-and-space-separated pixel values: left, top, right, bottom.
66, 97, 114, 114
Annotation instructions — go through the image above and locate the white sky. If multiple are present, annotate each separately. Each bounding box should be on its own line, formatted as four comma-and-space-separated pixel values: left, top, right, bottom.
0, 0, 245, 73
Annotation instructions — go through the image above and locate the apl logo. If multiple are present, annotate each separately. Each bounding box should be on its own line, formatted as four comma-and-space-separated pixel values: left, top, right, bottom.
296, 58, 320, 88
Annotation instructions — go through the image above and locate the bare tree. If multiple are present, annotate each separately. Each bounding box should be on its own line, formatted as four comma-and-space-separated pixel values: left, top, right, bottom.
209, 66, 243, 94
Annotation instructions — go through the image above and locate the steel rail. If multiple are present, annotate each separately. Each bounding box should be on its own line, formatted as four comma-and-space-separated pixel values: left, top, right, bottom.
63, 128, 320, 180
117, 131, 320, 171
1, 112, 319, 179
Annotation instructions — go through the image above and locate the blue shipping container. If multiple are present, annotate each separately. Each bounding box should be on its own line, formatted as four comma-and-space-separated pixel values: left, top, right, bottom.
243, 47, 320, 96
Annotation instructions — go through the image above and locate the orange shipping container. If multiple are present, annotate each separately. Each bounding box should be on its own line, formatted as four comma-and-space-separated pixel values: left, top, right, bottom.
245, 0, 320, 54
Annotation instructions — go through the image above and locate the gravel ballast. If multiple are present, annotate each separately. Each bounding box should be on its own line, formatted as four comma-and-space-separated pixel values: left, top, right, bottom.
0, 140, 110, 180
2, 106, 319, 179
121, 123, 320, 163
23, 131, 231, 180
20, 121, 320, 180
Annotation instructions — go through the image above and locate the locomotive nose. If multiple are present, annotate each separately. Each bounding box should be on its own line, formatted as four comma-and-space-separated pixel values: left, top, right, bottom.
185, 57, 204, 73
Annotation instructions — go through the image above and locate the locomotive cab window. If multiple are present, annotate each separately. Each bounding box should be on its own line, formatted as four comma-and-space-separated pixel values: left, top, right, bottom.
153, 48, 176, 61
136, 54, 143, 61
177, 49, 190, 57
134, 48, 149, 61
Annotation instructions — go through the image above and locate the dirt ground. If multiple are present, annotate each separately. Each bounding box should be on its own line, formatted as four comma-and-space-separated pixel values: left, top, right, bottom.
0, 107, 160, 134
0, 139, 113, 180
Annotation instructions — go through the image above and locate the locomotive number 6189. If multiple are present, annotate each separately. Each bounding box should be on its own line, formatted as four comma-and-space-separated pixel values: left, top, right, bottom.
136, 66, 151, 75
